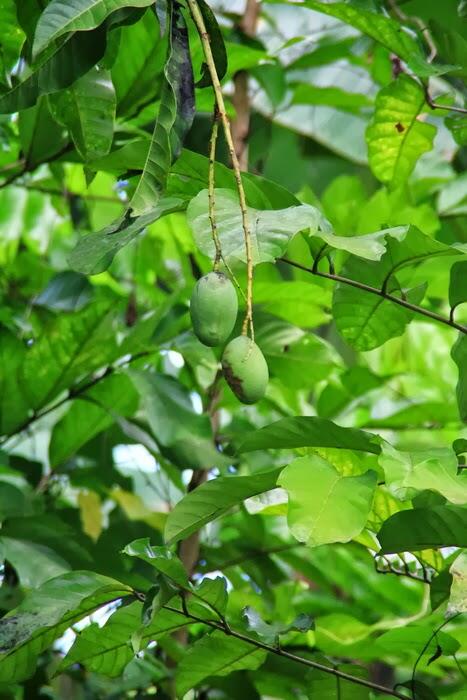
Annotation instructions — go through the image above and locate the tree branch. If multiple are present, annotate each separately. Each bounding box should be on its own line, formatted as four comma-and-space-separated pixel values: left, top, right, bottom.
162, 603, 409, 699
279, 257, 467, 335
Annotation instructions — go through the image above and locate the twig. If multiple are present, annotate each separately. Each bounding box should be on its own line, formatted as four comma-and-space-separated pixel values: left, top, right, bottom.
279, 258, 467, 335
161, 603, 409, 699
424, 89, 467, 115
208, 108, 223, 270
187, 0, 254, 339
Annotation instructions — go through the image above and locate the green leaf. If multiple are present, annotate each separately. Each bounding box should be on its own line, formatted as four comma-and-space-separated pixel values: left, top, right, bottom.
189, 577, 228, 619
446, 115, 467, 146
235, 417, 380, 455
0, 537, 70, 588
452, 335, 467, 422
0, 1, 25, 84
165, 469, 281, 544
448, 551, 467, 614
32, 0, 155, 57
195, 0, 227, 88
48, 373, 139, 467
0, 26, 108, 114
34, 271, 93, 311
20, 303, 119, 411
378, 506, 467, 553
187, 188, 324, 265
0, 571, 131, 683
48, 66, 116, 161
123, 538, 188, 587
397, 680, 439, 700
333, 226, 456, 351
58, 601, 186, 677
243, 607, 313, 645
378, 443, 467, 505
449, 260, 467, 311
175, 631, 267, 697
366, 76, 436, 188
68, 196, 185, 275
307, 663, 370, 699
278, 456, 377, 547
315, 225, 409, 262
0, 329, 30, 436
18, 97, 68, 167
129, 1, 194, 216
291, 84, 372, 113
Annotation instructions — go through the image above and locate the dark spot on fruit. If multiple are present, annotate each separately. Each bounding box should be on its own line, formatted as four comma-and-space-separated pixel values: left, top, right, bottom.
222, 360, 245, 402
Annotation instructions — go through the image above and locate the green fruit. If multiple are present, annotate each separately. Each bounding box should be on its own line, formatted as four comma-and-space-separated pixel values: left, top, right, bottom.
190, 272, 238, 346
222, 335, 269, 404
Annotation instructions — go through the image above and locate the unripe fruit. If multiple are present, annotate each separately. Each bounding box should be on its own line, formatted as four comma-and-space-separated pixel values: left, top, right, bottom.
190, 272, 238, 347
222, 335, 269, 404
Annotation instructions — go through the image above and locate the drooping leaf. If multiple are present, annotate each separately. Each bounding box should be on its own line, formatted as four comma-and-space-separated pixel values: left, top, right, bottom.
278, 456, 377, 546
129, 0, 194, 215
397, 680, 439, 700
175, 631, 267, 697
34, 271, 93, 311
68, 196, 185, 275
32, 0, 155, 57
18, 97, 68, 167
448, 551, 467, 614
235, 417, 381, 455
187, 188, 324, 265
449, 260, 467, 313
57, 601, 186, 677
165, 469, 282, 544
49, 66, 116, 161
378, 506, 467, 553
243, 607, 313, 645
0, 536, 70, 588
195, 0, 227, 88
0, 571, 131, 683
0, 329, 30, 436
366, 76, 436, 188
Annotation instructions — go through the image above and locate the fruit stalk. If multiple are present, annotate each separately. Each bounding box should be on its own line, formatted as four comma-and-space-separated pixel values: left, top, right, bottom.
187, 0, 254, 339
208, 107, 222, 271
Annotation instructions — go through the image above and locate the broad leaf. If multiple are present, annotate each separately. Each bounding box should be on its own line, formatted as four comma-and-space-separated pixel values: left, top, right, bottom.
378, 506, 467, 553
243, 607, 313, 645
32, 0, 154, 57
366, 76, 436, 188
165, 469, 282, 544
449, 260, 467, 313
448, 552, 467, 614
0, 571, 131, 683
34, 271, 93, 311
278, 456, 377, 546
49, 66, 116, 161
379, 443, 467, 505
18, 97, 68, 167
187, 188, 324, 265
0, 329, 30, 436
68, 196, 184, 274
130, 1, 194, 215
195, 0, 227, 88
0, 536, 70, 588
235, 417, 381, 455
176, 631, 267, 697
58, 601, 186, 677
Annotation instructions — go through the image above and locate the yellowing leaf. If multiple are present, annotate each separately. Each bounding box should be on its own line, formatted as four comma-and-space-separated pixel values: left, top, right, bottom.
78, 491, 102, 542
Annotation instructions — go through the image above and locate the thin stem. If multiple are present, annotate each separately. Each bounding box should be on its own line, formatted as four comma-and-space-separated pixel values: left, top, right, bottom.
208, 109, 222, 271
187, 0, 254, 340
162, 603, 409, 699
279, 258, 467, 335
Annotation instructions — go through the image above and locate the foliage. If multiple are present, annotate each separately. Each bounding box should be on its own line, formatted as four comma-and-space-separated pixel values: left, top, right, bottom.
0, 1, 466, 699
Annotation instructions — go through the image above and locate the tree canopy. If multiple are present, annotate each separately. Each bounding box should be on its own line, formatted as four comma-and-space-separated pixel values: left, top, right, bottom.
0, 1, 466, 698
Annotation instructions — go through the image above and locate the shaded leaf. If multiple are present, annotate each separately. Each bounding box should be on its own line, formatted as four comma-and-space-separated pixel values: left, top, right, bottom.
176, 631, 266, 697
195, 0, 227, 88
32, 0, 154, 57
378, 506, 467, 553
307, 663, 370, 699
397, 680, 439, 700
452, 335, 467, 422
165, 469, 282, 544
235, 417, 380, 455
130, 0, 194, 215
34, 271, 93, 311
123, 538, 189, 587
448, 551, 467, 614
0, 571, 131, 683
243, 607, 313, 645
